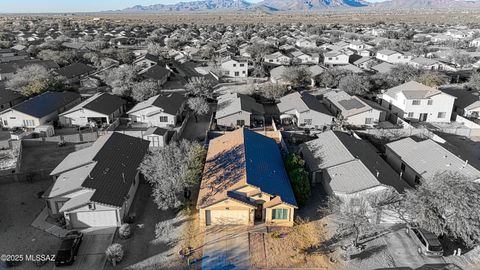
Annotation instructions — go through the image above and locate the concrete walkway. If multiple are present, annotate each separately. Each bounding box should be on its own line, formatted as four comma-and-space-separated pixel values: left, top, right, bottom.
202, 226, 251, 270
31, 207, 69, 237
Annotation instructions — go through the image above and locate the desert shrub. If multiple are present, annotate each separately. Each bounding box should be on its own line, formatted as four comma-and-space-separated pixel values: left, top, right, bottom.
119, 223, 132, 239
284, 154, 311, 206
271, 231, 282, 239
105, 243, 124, 266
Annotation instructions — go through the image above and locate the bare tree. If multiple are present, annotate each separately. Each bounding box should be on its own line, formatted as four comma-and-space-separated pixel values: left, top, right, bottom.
6, 65, 60, 96
325, 196, 374, 248
131, 81, 160, 102
187, 97, 209, 122
139, 140, 206, 210
185, 76, 215, 98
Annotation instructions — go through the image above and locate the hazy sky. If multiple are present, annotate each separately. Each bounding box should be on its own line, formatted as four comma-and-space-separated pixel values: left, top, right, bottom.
0, 0, 384, 13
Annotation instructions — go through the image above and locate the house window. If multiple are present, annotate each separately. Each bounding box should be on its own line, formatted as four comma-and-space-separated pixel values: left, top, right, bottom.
88, 203, 96, 210
234, 71, 239, 76
240, 63, 245, 67
233, 63, 237, 67
414, 175, 421, 185
328, 57, 332, 60
304, 119, 312, 125
427, 100, 433, 105
3, 120, 7, 126
388, 103, 392, 110
412, 100, 421, 105
401, 163, 406, 172
159, 116, 168, 122
237, 120, 245, 126
23, 119, 35, 126
365, 118, 373, 124
242, 71, 246, 74
437, 112, 446, 118
407, 112, 414, 118
272, 208, 289, 220
269, 59, 273, 62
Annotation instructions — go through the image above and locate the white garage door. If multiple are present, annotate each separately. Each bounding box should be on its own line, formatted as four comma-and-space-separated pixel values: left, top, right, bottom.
206, 210, 249, 225
69, 210, 118, 228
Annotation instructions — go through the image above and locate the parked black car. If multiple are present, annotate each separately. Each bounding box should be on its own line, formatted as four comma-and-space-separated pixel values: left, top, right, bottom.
55, 231, 83, 266
406, 224, 443, 257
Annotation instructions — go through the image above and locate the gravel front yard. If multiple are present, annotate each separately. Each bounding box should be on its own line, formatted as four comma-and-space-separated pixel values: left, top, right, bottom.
0, 180, 61, 269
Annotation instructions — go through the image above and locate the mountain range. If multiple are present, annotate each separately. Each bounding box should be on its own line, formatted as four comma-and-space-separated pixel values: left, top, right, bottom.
114, 0, 480, 12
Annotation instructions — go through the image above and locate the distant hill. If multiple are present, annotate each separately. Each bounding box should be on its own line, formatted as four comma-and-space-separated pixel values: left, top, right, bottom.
371, 0, 480, 9
115, 0, 368, 13
112, 0, 480, 13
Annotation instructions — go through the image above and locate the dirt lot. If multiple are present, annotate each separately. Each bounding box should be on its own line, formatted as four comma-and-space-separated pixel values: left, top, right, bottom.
20, 141, 92, 172
0, 180, 61, 269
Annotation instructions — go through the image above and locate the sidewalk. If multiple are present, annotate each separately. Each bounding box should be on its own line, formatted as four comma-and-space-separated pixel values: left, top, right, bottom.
31, 207, 69, 238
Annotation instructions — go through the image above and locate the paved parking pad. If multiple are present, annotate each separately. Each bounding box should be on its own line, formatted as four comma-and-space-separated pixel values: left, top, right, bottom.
53, 227, 115, 270
202, 226, 250, 270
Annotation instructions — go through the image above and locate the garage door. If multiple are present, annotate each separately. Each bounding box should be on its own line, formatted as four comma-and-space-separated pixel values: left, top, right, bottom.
69, 210, 118, 228
206, 210, 249, 225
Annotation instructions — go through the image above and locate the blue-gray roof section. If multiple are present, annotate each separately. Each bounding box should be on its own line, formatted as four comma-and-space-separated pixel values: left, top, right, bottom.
243, 129, 297, 207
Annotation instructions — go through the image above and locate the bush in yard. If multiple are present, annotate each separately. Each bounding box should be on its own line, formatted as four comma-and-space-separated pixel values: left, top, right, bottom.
284, 153, 311, 206
119, 223, 132, 239
105, 243, 124, 266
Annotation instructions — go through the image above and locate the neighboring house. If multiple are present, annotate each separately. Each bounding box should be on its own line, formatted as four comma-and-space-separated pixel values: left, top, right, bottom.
197, 128, 297, 226
385, 137, 480, 187
353, 56, 375, 69
295, 38, 316, 48
299, 131, 408, 198
269, 65, 288, 84
216, 93, 265, 128
371, 62, 394, 74
55, 63, 96, 84
221, 57, 248, 78
0, 91, 81, 129
291, 51, 319, 65
379, 81, 456, 123
441, 87, 480, 119
143, 126, 169, 148
309, 65, 325, 86
323, 90, 384, 126
323, 51, 350, 66
409, 57, 441, 70
264, 52, 291, 66
277, 92, 334, 129
133, 53, 161, 68
376, 49, 412, 64
348, 41, 368, 51
127, 93, 186, 128
0, 87, 24, 111
138, 64, 171, 86
45, 132, 150, 228
59, 93, 126, 127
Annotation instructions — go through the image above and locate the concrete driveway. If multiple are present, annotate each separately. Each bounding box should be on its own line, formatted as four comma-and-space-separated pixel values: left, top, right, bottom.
53, 227, 115, 270
201, 226, 250, 270
383, 226, 446, 268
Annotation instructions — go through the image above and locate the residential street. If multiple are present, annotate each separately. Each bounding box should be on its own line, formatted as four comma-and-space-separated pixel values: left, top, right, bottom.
201, 226, 250, 270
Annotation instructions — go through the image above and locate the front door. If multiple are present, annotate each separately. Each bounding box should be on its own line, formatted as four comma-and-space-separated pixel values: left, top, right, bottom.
419, 113, 428, 122
254, 200, 265, 222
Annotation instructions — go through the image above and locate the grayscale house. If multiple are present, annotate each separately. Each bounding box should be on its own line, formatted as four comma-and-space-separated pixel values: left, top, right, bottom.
215, 93, 265, 128
45, 132, 150, 228
59, 93, 126, 127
